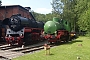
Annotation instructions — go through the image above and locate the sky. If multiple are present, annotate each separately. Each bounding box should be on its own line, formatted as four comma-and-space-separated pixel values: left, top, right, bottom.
2, 0, 52, 14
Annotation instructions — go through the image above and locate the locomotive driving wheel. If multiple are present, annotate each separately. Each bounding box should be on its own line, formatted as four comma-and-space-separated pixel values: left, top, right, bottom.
17, 40, 23, 46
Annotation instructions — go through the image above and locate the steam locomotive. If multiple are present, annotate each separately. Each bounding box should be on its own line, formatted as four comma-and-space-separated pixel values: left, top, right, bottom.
3, 14, 44, 46
44, 17, 74, 43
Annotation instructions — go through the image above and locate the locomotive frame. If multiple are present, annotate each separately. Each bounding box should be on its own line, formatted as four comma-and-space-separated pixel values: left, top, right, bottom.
5, 27, 44, 46
44, 30, 70, 44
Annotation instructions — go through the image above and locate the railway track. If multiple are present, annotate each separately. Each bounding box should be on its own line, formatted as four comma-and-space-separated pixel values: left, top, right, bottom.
0, 41, 56, 59
0, 43, 54, 54
12, 44, 54, 54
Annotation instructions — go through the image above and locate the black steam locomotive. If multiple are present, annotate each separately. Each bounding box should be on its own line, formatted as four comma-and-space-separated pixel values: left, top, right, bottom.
3, 14, 44, 46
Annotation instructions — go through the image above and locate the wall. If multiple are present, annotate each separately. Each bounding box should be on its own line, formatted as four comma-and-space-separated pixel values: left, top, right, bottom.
0, 6, 32, 20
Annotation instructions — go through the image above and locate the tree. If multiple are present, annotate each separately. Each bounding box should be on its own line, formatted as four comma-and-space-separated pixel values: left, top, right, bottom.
51, 0, 78, 31
77, 0, 90, 32
51, 0, 63, 19
51, 0, 63, 14
31, 11, 46, 22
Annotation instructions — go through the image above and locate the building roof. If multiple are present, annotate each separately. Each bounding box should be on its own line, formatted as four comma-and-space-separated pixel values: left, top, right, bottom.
0, 5, 31, 11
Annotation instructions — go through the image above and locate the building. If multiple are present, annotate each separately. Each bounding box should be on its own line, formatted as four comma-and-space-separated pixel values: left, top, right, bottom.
0, 5, 34, 20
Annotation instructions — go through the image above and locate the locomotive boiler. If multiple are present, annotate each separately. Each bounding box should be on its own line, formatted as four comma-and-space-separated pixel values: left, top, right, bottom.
3, 14, 44, 46
44, 17, 71, 43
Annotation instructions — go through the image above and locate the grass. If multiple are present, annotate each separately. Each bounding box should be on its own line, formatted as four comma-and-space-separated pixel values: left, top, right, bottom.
12, 36, 90, 60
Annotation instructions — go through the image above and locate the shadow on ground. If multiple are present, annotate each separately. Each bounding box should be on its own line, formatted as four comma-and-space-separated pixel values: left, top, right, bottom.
53, 40, 83, 46
66, 40, 83, 44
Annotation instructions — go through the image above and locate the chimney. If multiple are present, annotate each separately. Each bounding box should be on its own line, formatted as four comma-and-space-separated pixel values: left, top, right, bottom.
25, 7, 31, 11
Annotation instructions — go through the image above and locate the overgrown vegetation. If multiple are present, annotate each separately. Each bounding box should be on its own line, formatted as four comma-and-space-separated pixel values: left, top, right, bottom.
12, 36, 90, 60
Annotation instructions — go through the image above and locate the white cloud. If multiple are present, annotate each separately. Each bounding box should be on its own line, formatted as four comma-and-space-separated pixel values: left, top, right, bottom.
34, 8, 52, 14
